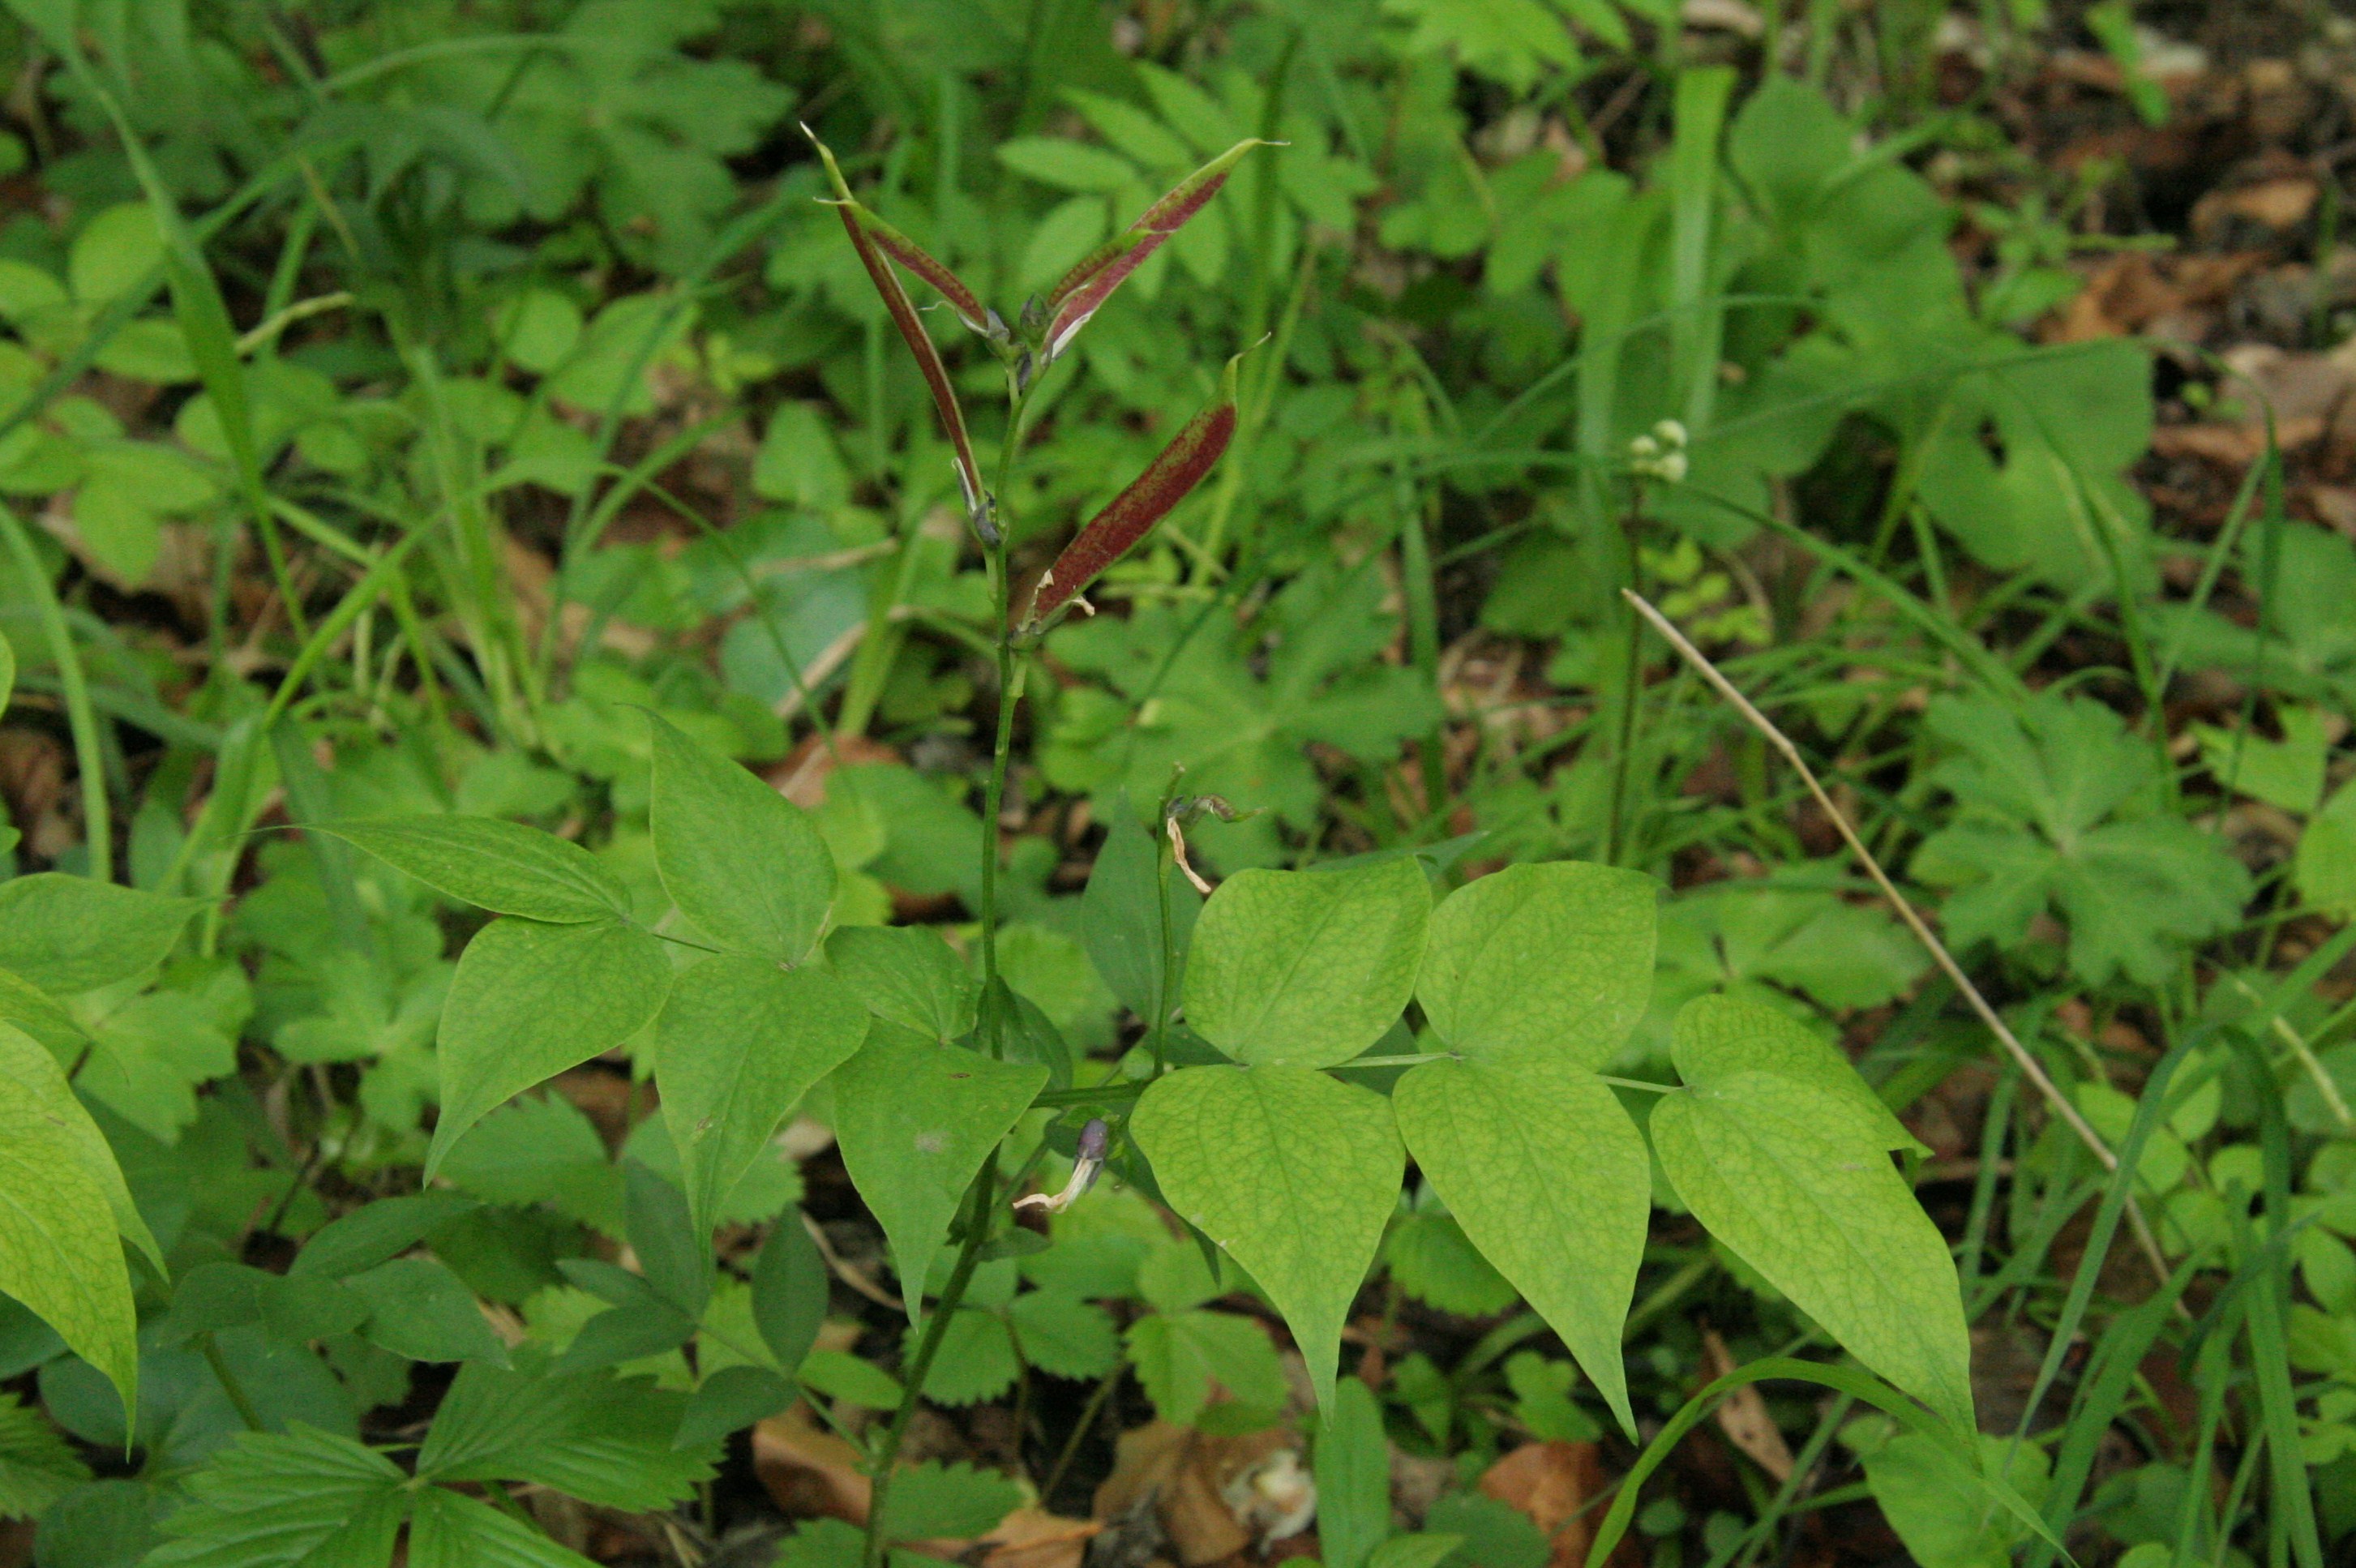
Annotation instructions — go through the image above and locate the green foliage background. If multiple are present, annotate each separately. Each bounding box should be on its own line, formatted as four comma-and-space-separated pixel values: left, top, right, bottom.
0, 0, 2348, 1565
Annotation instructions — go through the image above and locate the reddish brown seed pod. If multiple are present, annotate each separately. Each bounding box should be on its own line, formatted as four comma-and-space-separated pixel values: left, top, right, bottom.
1038, 140, 1268, 366
804, 126, 997, 541
1022, 352, 1245, 633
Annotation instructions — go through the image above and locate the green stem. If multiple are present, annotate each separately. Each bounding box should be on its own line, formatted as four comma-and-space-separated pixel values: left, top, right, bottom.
0, 503, 109, 880
1604, 482, 1647, 867
198, 1330, 266, 1432
862, 378, 1034, 1568
862, 1161, 997, 1568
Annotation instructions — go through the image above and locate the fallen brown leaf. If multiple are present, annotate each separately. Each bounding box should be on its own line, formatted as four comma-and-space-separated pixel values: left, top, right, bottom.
1092, 1421, 1300, 1568
1477, 1439, 1621, 1568
1701, 1332, 1795, 1484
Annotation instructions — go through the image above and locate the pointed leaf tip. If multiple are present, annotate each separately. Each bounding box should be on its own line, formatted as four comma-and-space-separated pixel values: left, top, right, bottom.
1039, 139, 1271, 364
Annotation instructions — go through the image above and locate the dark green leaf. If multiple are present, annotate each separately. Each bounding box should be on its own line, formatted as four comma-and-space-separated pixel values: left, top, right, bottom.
751, 1213, 829, 1375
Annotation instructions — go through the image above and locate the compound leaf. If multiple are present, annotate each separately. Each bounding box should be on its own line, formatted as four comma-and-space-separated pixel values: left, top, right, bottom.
1132, 1065, 1401, 1413
406, 1485, 598, 1567
825, 925, 976, 1043
0, 1391, 88, 1519
143, 1424, 405, 1568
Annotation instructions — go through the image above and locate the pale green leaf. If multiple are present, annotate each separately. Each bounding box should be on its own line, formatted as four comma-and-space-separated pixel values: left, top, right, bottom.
0, 967, 85, 1064
0, 1391, 88, 1519
0, 875, 201, 994
406, 1485, 599, 1568
425, 918, 672, 1180
825, 925, 976, 1043
1651, 1004, 1975, 1432
1672, 995, 1921, 1153
0, 1022, 160, 1273
799, 1347, 905, 1409
0, 1024, 139, 1416
996, 137, 1138, 192
831, 1029, 1045, 1321
656, 957, 867, 1239
1182, 860, 1430, 1068
1416, 861, 1656, 1064
649, 715, 834, 963
1393, 1055, 1647, 1433
0, 627, 12, 717
319, 816, 631, 923
1132, 1065, 1402, 1412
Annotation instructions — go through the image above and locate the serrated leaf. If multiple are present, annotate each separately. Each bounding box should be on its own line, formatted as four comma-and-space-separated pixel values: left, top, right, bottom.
831, 1029, 1045, 1322
648, 715, 835, 963
0, 1392, 87, 1519
1133, 1065, 1401, 1412
1651, 1000, 1974, 1433
436, 1095, 623, 1234
406, 1485, 598, 1567
1415, 861, 1656, 1063
1007, 1289, 1120, 1380
345, 1259, 511, 1366
0, 875, 201, 994
1380, 1210, 1518, 1318
1122, 1309, 1286, 1428
317, 817, 630, 923
418, 1363, 716, 1512
905, 1307, 1017, 1405
425, 917, 672, 1180
826, 925, 978, 1043
143, 1424, 405, 1567
1393, 1056, 1645, 1433
656, 958, 866, 1240
0, 1024, 139, 1416
1181, 860, 1430, 1069
880, 1459, 1023, 1540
